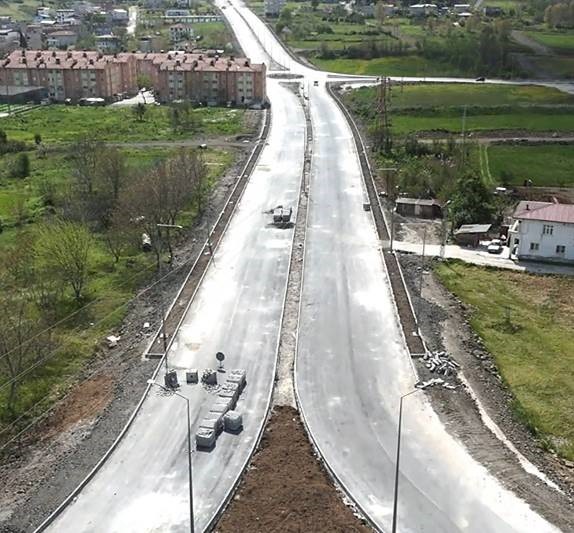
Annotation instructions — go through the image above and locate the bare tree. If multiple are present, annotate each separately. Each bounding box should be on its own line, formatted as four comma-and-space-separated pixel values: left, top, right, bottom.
70, 137, 104, 196
36, 220, 94, 302
113, 149, 208, 266
0, 248, 54, 417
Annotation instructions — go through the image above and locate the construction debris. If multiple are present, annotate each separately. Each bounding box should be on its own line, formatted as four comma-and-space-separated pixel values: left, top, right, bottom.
106, 335, 120, 348
224, 411, 243, 432
202, 368, 218, 386
186, 370, 199, 384
422, 351, 460, 377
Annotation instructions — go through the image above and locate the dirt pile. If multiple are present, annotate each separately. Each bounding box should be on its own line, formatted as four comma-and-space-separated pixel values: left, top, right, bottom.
215, 406, 369, 533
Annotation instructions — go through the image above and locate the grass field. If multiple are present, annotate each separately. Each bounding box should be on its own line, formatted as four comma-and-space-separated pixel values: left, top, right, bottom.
346, 83, 574, 110
525, 31, 574, 53
529, 55, 574, 79
486, 144, 574, 187
1, 105, 248, 144
344, 84, 574, 136
392, 110, 574, 135
435, 262, 574, 460
0, 143, 235, 431
390, 83, 574, 108
314, 55, 465, 77
0, 0, 49, 19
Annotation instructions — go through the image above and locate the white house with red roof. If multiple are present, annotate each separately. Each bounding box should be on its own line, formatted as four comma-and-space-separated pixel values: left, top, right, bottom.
508, 201, 574, 263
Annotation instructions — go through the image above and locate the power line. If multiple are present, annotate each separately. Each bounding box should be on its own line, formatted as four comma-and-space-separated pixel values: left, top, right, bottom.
0, 253, 194, 393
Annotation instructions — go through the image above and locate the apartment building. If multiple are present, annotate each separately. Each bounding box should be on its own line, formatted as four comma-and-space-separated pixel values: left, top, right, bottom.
0, 50, 135, 101
0, 50, 266, 106
134, 52, 266, 105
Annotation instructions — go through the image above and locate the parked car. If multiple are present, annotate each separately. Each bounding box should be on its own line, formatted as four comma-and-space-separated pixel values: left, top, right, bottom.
487, 239, 503, 254
313, 80, 319, 86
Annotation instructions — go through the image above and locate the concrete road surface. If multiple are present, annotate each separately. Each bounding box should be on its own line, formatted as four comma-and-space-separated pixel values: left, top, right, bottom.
217, 1, 563, 531
43, 80, 305, 532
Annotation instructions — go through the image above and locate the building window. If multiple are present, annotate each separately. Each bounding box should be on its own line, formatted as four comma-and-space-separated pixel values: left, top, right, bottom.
556, 245, 566, 254
530, 242, 539, 251
542, 224, 553, 235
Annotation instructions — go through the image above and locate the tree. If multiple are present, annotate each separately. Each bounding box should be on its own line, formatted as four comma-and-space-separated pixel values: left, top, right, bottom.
36, 220, 94, 301
133, 102, 147, 122
70, 137, 104, 195
0, 245, 54, 418
375, 2, 387, 26
114, 149, 208, 266
10, 153, 30, 179
448, 172, 494, 229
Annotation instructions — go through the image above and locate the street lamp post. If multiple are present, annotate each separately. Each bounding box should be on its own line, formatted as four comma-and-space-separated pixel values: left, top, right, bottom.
148, 380, 194, 533
391, 383, 431, 533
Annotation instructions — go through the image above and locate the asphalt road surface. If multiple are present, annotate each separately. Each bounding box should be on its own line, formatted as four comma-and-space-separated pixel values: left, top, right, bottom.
219, 1, 563, 532
43, 80, 305, 532
39, 1, 565, 531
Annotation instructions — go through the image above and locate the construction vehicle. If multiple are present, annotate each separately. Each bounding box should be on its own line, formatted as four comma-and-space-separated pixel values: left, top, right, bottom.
271, 205, 293, 228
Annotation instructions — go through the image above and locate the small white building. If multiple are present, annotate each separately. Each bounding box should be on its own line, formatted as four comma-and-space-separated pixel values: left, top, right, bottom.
265, 0, 286, 16
47, 29, 78, 49
95, 34, 121, 52
169, 24, 194, 43
409, 3, 437, 17
453, 4, 471, 14
112, 9, 129, 23
508, 201, 574, 264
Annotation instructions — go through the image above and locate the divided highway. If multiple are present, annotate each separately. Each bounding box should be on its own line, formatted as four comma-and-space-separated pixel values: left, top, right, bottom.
222, 1, 562, 532
41, 80, 305, 532
36, 0, 565, 531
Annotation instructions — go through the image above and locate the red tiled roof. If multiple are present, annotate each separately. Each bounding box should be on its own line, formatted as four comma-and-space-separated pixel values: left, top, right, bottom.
515, 203, 574, 224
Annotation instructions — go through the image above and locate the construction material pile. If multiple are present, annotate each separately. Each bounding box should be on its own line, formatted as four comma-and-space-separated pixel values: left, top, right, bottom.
422, 351, 459, 377
196, 369, 247, 450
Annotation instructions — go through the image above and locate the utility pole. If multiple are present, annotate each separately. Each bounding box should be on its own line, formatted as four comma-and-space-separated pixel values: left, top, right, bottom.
460, 104, 468, 168
417, 225, 427, 321
376, 76, 392, 154
156, 223, 183, 377
440, 200, 451, 259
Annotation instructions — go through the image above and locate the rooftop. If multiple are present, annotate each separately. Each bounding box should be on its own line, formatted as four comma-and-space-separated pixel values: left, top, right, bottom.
1, 50, 265, 74
396, 197, 441, 206
454, 224, 492, 235
514, 202, 574, 225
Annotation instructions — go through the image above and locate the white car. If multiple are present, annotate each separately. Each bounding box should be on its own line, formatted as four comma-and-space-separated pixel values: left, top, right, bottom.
487, 239, 503, 254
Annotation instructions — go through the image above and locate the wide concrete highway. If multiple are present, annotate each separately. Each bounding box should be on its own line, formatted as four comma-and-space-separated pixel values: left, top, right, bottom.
42, 79, 305, 532
222, 1, 561, 532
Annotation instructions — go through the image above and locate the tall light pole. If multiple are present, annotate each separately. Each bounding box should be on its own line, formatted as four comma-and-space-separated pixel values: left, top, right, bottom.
147, 380, 194, 533
391, 382, 431, 533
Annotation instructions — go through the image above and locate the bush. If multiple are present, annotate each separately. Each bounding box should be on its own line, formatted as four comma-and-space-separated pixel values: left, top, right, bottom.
10, 153, 31, 179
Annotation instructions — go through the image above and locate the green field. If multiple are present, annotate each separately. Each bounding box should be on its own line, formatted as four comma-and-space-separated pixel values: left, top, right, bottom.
314, 55, 465, 77
344, 84, 574, 136
0, 0, 50, 19
486, 144, 574, 187
1, 105, 248, 144
435, 262, 574, 460
529, 55, 574, 79
346, 83, 574, 110
525, 31, 574, 53
392, 110, 574, 135
390, 83, 574, 108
